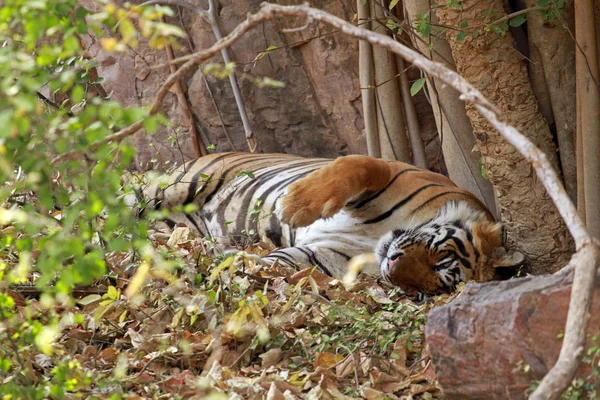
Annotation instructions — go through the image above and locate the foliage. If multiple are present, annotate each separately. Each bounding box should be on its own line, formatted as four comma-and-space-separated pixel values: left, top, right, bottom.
0, 1, 443, 398
3, 225, 451, 398
0, 0, 184, 397
517, 330, 600, 399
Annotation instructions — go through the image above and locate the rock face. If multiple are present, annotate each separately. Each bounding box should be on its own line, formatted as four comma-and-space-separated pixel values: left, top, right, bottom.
426, 274, 600, 400
79, 0, 440, 170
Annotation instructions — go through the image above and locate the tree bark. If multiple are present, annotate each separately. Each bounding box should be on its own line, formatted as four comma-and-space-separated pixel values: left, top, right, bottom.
575, 0, 600, 240
358, 0, 380, 158
403, 0, 498, 216
525, 0, 577, 203
434, 0, 573, 273
396, 55, 427, 168
371, 1, 411, 162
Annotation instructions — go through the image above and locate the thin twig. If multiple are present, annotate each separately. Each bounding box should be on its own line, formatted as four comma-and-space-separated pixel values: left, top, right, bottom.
204, 0, 254, 151
164, 30, 207, 157
339, 343, 361, 391
301, 289, 351, 319
200, 71, 237, 151
487, 5, 545, 27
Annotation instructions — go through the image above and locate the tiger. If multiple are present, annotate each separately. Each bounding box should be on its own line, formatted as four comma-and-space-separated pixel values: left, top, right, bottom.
131, 152, 524, 294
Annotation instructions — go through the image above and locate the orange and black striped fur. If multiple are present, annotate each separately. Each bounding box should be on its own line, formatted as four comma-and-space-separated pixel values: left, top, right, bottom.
134, 152, 523, 294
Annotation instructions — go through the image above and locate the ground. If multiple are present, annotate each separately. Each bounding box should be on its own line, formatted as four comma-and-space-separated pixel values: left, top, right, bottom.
3, 222, 465, 399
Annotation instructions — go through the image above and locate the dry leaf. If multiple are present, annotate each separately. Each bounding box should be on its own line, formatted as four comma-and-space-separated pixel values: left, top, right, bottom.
313, 352, 344, 369
99, 347, 119, 362
260, 348, 282, 369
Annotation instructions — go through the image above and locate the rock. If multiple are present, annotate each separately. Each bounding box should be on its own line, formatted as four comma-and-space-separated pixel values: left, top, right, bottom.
78, 0, 440, 170
426, 273, 600, 400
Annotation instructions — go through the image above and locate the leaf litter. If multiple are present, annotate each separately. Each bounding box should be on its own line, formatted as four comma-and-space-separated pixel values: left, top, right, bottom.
3, 224, 464, 399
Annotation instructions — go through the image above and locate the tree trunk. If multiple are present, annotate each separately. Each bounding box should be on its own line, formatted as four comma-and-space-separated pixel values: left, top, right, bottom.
435, 0, 573, 273
371, 1, 411, 162
575, 0, 600, 240
403, 0, 498, 216
525, 0, 577, 203
396, 55, 427, 167
358, 0, 380, 158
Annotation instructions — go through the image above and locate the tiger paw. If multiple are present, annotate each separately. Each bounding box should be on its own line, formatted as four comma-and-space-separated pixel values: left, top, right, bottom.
280, 155, 391, 227
280, 174, 348, 227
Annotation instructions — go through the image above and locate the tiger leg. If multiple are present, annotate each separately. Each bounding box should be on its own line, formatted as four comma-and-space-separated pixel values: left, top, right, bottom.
263, 245, 353, 278
280, 155, 392, 227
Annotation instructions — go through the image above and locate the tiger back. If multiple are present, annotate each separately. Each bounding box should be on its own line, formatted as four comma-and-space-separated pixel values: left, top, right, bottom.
135, 152, 524, 294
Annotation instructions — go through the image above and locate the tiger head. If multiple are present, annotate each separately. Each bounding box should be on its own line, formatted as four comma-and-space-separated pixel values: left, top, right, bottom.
376, 202, 524, 295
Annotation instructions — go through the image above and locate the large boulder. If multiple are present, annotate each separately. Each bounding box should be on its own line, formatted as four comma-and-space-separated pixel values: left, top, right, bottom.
426, 273, 600, 400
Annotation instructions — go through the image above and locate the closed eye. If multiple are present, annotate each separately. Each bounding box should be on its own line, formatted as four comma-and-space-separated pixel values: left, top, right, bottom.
388, 251, 404, 261
434, 258, 455, 270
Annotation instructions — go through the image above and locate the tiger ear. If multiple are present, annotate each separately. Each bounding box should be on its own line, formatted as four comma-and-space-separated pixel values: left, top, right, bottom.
472, 220, 504, 255
472, 220, 525, 280
490, 248, 526, 268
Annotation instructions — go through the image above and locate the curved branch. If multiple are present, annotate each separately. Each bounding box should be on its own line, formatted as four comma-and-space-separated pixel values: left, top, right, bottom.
50, 9, 598, 397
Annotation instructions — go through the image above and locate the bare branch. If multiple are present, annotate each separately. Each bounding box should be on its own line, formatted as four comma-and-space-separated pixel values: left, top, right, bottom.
487, 5, 545, 27
164, 34, 207, 157
50, 7, 597, 396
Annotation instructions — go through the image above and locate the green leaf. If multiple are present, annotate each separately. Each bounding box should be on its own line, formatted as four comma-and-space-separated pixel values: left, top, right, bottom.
77, 294, 102, 305
209, 256, 234, 284
385, 19, 397, 31
410, 78, 426, 96
143, 116, 159, 133
389, 0, 401, 10
459, 19, 469, 29
71, 85, 85, 104
456, 31, 468, 42
35, 325, 60, 355
509, 14, 527, 27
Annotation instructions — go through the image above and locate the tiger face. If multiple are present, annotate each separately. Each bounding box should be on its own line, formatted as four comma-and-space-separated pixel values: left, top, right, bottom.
376, 208, 525, 295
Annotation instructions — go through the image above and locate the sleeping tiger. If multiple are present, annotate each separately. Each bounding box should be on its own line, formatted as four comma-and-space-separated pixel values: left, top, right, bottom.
132, 152, 524, 294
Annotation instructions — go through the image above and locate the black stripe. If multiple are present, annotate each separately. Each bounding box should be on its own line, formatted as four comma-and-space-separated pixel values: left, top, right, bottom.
458, 254, 472, 270
250, 165, 326, 240
184, 212, 204, 234
203, 155, 294, 206
448, 236, 470, 259
441, 248, 472, 270
297, 247, 332, 277
267, 251, 298, 267
210, 156, 302, 227
351, 169, 420, 209
432, 228, 456, 248
329, 248, 351, 261
233, 161, 327, 234
265, 228, 283, 247
363, 184, 443, 224
153, 185, 162, 211
182, 153, 244, 206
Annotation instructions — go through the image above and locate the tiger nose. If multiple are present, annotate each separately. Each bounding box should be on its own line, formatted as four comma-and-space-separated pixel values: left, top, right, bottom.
388, 255, 400, 271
